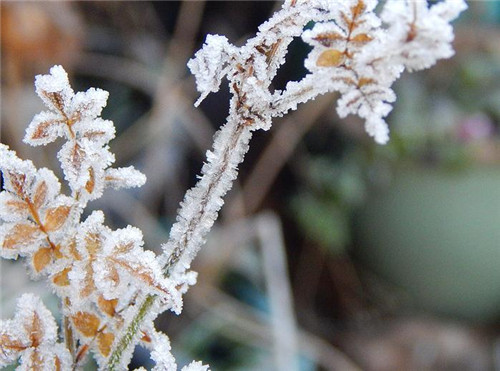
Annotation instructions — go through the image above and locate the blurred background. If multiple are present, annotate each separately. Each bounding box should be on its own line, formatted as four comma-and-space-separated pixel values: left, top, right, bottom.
1, 1, 500, 370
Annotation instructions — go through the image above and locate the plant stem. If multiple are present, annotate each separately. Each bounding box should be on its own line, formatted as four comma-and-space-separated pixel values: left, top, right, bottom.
106, 294, 157, 371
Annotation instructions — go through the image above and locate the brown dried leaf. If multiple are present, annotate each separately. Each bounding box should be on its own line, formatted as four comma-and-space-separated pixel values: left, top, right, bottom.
97, 295, 118, 317
30, 120, 60, 141
83, 130, 107, 141
351, 0, 366, 19
3, 223, 40, 250
32, 181, 48, 209
55, 355, 62, 371
44, 205, 71, 232
0, 333, 26, 352
70, 143, 86, 171
43, 92, 65, 114
67, 238, 81, 260
85, 233, 101, 255
313, 32, 344, 47
33, 247, 53, 272
351, 33, 372, 44
81, 264, 96, 298
72, 312, 100, 337
52, 267, 71, 286
8, 172, 26, 196
316, 49, 345, 67
26, 311, 43, 347
84, 168, 95, 194
358, 77, 375, 87
30, 349, 44, 369
97, 332, 114, 357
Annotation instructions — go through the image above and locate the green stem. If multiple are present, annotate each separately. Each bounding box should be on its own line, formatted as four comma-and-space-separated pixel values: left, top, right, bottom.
106, 294, 157, 370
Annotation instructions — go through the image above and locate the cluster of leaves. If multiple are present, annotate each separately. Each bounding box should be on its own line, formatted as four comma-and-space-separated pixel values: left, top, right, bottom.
0, 67, 203, 370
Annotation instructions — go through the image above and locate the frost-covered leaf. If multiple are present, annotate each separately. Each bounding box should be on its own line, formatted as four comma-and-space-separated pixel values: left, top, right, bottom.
52, 267, 71, 287
24, 111, 65, 146
380, 0, 467, 72
97, 295, 118, 317
94, 226, 176, 305
44, 204, 72, 232
35, 65, 74, 114
97, 332, 114, 357
1, 223, 43, 257
70, 88, 109, 121
74, 118, 115, 145
71, 311, 100, 337
0, 193, 29, 222
188, 34, 236, 106
32, 247, 54, 273
316, 49, 345, 67
0, 294, 70, 370
104, 167, 146, 190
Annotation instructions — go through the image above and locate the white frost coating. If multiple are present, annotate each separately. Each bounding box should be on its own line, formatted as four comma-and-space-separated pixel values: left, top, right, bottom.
149, 330, 177, 371
105, 166, 147, 189
181, 361, 210, 371
160, 118, 252, 275
34, 65, 74, 112
0, 294, 72, 370
25, 65, 145, 206
188, 35, 237, 107
380, 0, 467, 72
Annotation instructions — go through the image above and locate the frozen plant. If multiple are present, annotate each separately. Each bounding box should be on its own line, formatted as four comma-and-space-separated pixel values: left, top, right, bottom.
0, 0, 466, 369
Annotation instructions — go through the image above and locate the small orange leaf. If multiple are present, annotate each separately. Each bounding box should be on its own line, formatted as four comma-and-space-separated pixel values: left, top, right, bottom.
84, 168, 95, 194
3, 223, 40, 250
33, 181, 48, 209
0, 333, 26, 352
351, 33, 372, 44
33, 247, 53, 272
52, 267, 71, 286
351, 0, 366, 18
97, 296, 118, 317
44, 205, 71, 232
316, 49, 345, 67
72, 312, 100, 337
97, 332, 114, 357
